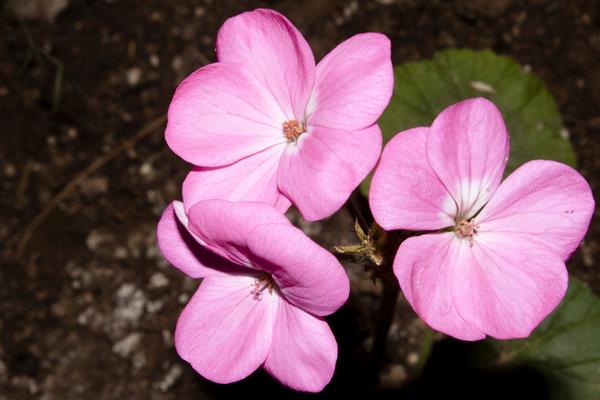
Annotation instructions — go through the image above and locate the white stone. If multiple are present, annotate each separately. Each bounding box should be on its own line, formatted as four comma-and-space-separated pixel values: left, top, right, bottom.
157, 364, 183, 392
126, 67, 142, 86
112, 332, 142, 357
149, 272, 169, 289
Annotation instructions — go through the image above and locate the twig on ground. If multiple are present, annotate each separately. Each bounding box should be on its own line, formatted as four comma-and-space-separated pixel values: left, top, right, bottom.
14, 115, 167, 260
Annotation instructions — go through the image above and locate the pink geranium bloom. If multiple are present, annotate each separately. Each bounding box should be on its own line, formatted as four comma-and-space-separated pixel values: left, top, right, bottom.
369, 98, 594, 340
166, 8, 393, 221
156, 200, 350, 391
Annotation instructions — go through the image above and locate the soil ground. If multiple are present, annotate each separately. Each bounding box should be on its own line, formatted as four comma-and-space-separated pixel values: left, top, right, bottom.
1, 1, 599, 399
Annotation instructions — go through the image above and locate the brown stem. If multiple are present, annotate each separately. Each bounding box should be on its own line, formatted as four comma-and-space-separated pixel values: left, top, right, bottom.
370, 266, 400, 386
344, 189, 372, 232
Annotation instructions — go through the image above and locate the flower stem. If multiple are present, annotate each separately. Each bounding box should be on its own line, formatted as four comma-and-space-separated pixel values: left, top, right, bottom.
370, 265, 400, 386
345, 190, 371, 232
414, 327, 435, 377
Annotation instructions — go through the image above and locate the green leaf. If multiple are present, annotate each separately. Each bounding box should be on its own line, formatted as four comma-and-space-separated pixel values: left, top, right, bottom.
361, 49, 575, 196
485, 278, 600, 400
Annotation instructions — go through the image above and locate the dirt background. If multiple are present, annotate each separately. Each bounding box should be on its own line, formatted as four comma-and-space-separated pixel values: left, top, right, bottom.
1, 0, 599, 399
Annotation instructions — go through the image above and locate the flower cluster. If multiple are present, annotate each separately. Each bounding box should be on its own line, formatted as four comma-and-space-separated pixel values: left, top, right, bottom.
157, 8, 594, 393
158, 8, 392, 392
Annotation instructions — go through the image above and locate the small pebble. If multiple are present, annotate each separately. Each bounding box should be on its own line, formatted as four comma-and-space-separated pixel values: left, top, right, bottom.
66, 127, 78, 139
114, 246, 128, 259
85, 229, 111, 252
149, 54, 160, 68
4, 164, 16, 177
407, 352, 419, 366
194, 6, 205, 17
178, 293, 189, 304
149, 272, 169, 289
171, 56, 183, 72
146, 300, 164, 313
379, 364, 407, 388
157, 364, 183, 392
112, 332, 142, 358
79, 176, 109, 197
126, 67, 142, 86
139, 162, 153, 177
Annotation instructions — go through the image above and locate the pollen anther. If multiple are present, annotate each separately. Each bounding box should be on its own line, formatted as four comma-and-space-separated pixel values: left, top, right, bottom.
454, 219, 479, 244
282, 120, 305, 141
251, 275, 275, 300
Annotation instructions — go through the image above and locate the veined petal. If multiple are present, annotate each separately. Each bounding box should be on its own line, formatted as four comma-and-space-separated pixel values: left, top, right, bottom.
175, 276, 278, 384
307, 33, 393, 130
394, 233, 485, 341
156, 202, 244, 278
246, 224, 350, 316
182, 144, 290, 214
476, 160, 594, 260
370, 127, 456, 231
426, 98, 509, 218
452, 233, 568, 339
166, 63, 287, 167
264, 301, 337, 392
278, 124, 382, 221
186, 200, 291, 267
216, 8, 315, 121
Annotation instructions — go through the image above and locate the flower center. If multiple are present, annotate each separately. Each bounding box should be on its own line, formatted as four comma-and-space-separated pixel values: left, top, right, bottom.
454, 219, 479, 241
251, 274, 276, 300
282, 119, 305, 142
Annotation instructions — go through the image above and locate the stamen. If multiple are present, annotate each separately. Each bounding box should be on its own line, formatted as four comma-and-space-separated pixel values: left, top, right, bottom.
282, 120, 305, 142
454, 219, 479, 246
251, 275, 276, 300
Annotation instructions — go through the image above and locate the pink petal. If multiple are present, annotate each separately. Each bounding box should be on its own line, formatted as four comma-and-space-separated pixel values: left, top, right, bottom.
274, 195, 293, 213
452, 232, 568, 339
426, 98, 509, 218
394, 233, 485, 340
186, 200, 291, 267
278, 124, 382, 221
264, 301, 337, 392
156, 202, 244, 278
165, 63, 287, 166
307, 33, 393, 130
476, 160, 594, 260
175, 276, 278, 384
370, 127, 456, 231
182, 144, 290, 213
216, 8, 315, 122
246, 224, 349, 316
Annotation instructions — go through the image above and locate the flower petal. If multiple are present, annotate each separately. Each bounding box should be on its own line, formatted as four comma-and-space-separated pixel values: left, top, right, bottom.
166, 63, 287, 166
175, 276, 278, 384
452, 233, 568, 339
216, 8, 315, 122
307, 33, 393, 130
182, 144, 290, 213
426, 98, 509, 218
186, 200, 291, 267
264, 301, 337, 392
370, 127, 456, 231
246, 223, 350, 316
156, 202, 244, 278
394, 233, 485, 341
476, 160, 594, 260
278, 124, 382, 221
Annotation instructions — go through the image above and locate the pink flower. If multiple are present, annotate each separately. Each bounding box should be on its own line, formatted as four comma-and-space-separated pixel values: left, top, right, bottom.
166, 8, 393, 221
156, 200, 350, 391
369, 98, 594, 340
